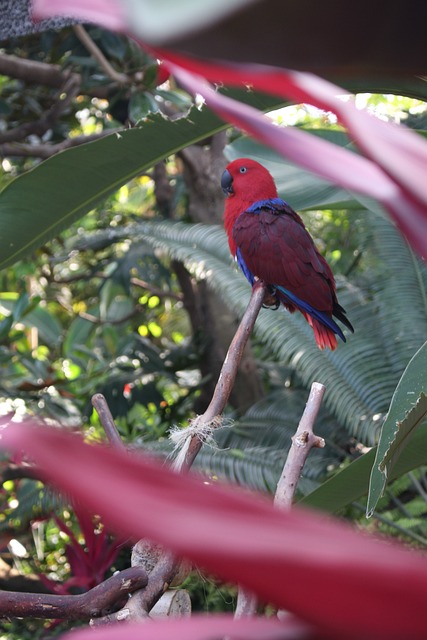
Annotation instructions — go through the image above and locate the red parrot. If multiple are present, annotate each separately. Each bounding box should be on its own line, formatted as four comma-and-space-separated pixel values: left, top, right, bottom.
221, 158, 354, 350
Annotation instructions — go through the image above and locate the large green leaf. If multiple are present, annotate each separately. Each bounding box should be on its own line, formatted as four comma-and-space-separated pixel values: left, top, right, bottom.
367, 341, 427, 516
0, 90, 283, 271
301, 423, 427, 513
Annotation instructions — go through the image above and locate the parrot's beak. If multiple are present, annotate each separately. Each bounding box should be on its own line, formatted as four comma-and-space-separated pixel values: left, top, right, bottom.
221, 169, 234, 196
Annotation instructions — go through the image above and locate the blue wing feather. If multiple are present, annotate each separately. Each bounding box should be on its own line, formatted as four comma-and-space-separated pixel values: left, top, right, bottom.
236, 247, 255, 285
246, 198, 287, 213
275, 285, 346, 342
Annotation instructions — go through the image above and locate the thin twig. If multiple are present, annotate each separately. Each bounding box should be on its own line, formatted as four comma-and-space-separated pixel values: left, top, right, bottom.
0, 567, 148, 619
73, 25, 129, 86
0, 129, 123, 159
274, 382, 326, 509
130, 277, 183, 301
91, 393, 127, 451
175, 281, 267, 471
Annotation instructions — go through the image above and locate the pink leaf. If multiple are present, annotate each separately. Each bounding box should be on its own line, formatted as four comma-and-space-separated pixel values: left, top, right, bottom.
161, 54, 427, 258
64, 614, 312, 640
2, 419, 427, 639
32, 0, 125, 29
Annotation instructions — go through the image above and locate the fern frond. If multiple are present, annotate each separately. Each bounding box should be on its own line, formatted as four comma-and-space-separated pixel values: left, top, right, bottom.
371, 213, 427, 373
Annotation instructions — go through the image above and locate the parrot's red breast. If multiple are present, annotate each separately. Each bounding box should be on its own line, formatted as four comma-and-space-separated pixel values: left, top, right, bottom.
221, 158, 354, 350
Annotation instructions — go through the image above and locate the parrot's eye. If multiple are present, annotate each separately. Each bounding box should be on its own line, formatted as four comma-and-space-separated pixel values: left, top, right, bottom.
239, 167, 247, 174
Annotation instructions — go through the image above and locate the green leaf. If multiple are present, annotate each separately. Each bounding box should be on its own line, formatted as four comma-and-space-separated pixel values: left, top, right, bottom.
300, 423, 427, 513
63, 315, 95, 362
367, 340, 427, 516
128, 91, 159, 121
0, 292, 30, 340
0, 294, 62, 347
0, 90, 283, 271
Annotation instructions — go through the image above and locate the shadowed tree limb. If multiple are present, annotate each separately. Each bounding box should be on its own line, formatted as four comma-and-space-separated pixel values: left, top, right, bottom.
0, 567, 148, 619
0, 74, 80, 145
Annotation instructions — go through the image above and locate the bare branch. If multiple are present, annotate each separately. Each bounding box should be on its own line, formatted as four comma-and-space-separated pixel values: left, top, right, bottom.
0, 52, 76, 89
91, 393, 127, 452
0, 129, 123, 159
91, 282, 267, 625
91, 548, 178, 625
274, 382, 326, 509
0, 567, 148, 619
1, 463, 43, 482
174, 281, 267, 471
234, 589, 258, 618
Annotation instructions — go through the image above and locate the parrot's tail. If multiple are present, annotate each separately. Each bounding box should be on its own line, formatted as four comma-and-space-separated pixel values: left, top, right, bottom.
303, 313, 338, 351
274, 284, 345, 350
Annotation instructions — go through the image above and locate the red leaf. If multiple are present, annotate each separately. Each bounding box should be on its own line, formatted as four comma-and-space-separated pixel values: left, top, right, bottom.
2, 419, 427, 639
161, 54, 427, 259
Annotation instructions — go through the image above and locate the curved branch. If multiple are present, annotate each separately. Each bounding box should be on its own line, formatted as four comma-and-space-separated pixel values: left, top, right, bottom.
0, 53, 76, 89
91, 550, 177, 625
92, 393, 127, 452
0, 567, 148, 620
73, 25, 129, 86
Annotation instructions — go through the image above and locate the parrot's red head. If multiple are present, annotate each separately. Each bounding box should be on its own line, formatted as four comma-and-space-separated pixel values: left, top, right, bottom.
221, 158, 278, 255
221, 158, 278, 203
